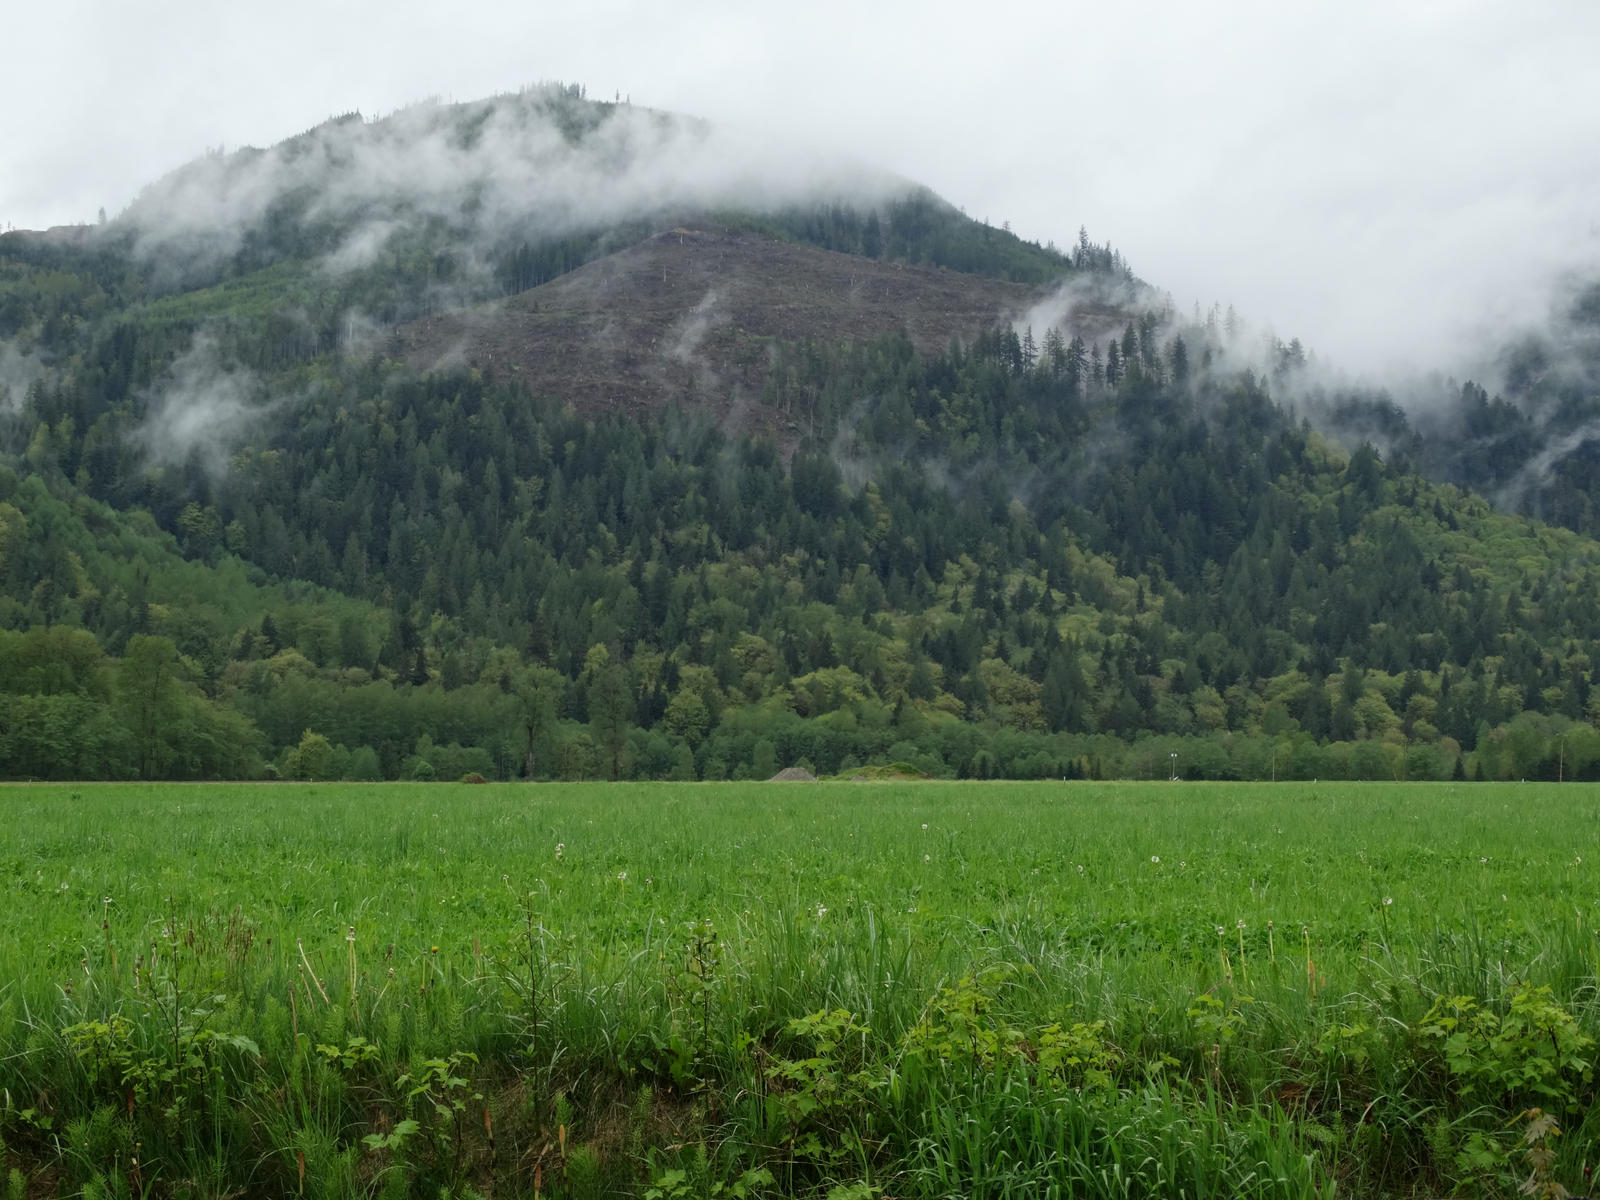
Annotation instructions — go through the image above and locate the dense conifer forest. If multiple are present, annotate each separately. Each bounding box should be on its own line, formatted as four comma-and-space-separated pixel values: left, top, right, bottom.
4, 84, 1600, 783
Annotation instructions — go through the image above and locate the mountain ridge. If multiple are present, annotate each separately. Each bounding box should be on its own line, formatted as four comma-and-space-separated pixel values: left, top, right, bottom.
2, 87, 1600, 784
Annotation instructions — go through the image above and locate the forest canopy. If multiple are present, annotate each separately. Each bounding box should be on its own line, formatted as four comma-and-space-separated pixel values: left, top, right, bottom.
3, 87, 1599, 783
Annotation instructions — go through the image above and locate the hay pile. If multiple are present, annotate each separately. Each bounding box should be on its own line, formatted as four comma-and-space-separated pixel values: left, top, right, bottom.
767, 767, 818, 782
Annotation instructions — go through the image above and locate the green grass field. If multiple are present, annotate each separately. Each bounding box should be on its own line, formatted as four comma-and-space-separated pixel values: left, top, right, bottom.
1, 781, 1596, 1199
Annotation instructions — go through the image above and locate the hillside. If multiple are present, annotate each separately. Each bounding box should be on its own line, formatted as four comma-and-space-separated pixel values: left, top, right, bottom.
1308, 272, 1600, 537
1, 86, 1599, 784
0, 462, 383, 778
393, 222, 1128, 433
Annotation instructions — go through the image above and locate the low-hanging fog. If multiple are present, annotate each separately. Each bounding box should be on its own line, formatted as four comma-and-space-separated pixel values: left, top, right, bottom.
2, 0, 1597, 391
112, 89, 907, 288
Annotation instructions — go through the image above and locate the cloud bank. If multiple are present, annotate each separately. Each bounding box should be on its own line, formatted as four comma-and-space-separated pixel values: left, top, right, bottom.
3, 1, 1597, 385
114, 86, 908, 291
0, 344, 45, 413
137, 334, 274, 472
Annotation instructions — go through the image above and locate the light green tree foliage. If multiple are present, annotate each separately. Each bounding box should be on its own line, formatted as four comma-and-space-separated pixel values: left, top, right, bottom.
514, 665, 565, 778
286, 729, 336, 780
115, 634, 261, 779
664, 688, 710, 745
589, 663, 633, 780
0, 626, 109, 698
119, 635, 184, 779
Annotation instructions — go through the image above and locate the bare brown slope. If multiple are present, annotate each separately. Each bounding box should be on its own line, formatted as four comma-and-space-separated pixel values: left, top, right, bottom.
392, 224, 1123, 436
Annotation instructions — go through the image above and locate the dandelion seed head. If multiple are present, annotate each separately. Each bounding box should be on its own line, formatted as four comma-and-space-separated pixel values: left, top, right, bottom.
924, 854, 931, 862
1383, 897, 1393, 906
1151, 855, 1160, 864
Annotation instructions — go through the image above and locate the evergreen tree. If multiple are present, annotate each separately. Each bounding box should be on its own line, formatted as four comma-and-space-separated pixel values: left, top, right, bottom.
1041, 647, 1088, 733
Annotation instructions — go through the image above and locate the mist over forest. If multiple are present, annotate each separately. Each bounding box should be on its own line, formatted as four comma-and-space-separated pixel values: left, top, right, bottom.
3, 83, 1600, 785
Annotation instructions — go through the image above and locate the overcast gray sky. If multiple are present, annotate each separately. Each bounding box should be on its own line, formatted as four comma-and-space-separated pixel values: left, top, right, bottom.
4, 0, 1597, 374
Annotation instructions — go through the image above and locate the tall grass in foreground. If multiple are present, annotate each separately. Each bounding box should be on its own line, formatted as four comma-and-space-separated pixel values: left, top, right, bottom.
0, 781, 1595, 1198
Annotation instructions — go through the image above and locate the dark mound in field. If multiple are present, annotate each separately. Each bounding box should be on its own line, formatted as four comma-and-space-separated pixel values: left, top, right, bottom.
768, 767, 819, 782
392, 224, 1126, 440
844, 762, 932, 781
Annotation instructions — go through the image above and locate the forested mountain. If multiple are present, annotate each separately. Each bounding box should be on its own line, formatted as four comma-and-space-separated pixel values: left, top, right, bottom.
1309, 275, 1600, 536
3, 84, 1598, 783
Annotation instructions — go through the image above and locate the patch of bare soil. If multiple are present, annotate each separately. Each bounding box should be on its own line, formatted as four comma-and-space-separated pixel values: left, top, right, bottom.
392, 224, 1126, 441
